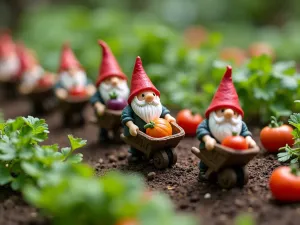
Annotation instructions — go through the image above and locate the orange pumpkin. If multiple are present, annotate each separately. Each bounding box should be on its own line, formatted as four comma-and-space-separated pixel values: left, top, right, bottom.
144, 118, 172, 138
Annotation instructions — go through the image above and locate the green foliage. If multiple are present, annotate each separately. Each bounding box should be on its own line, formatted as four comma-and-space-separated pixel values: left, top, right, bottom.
24, 172, 197, 225
234, 213, 255, 225
0, 116, 84, 190
278, 109, 300, 165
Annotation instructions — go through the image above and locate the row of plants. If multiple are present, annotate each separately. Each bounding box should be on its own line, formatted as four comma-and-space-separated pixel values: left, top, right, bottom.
15, 6, 300, 123
0, 116, 197, 225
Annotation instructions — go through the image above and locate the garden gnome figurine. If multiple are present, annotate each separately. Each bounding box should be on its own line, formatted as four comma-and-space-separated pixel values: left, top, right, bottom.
121, 56, 176, 161
17, 45, 56, 115
55, 42, 95, 99
196, 65, 257, 179
90, 40, 129, 142
0, 31, 20, 82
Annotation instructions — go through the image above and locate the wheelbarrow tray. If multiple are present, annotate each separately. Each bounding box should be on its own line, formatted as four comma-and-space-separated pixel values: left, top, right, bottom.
96, 109, 122, 129
191, 143, 259, 172
27, 85, 54, 100
121, 122, 185, 158
58, 95, 90, 112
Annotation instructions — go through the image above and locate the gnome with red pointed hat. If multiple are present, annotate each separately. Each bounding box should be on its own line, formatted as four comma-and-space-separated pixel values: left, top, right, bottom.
17, 44, 56, 115
196, 65, 257, 179
121, 56, 176, 161
55, 42, 95, 100
0, 31, 20, 83
90, 40, 129, 142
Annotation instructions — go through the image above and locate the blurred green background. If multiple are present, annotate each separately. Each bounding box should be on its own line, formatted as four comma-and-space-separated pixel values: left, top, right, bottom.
1, 0, 300, 123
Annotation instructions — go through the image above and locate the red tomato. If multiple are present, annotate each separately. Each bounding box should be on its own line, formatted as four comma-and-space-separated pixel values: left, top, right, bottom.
260, 125, 294, 153
219, 47, 247, 66
176, 109, 203, 136
38, 75, 53, 87
115, 219, 139, 225
248, 42, 275, 59
269, 166, 300, 202
69, 86, 87, 97
222, 134, 248, 150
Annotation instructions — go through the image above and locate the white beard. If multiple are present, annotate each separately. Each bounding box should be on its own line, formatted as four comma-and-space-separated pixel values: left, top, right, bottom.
0, 54, 20, 79
208, 111, 242, 143
131, 96, 162, 123
22, 65, 44, 86
59, 70, 87, 90
99, 81, 129, 103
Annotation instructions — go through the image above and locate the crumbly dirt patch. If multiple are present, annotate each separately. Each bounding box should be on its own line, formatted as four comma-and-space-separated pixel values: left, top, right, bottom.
1, 95, 300, 225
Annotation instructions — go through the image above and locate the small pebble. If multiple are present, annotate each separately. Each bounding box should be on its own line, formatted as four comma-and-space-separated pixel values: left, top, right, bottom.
98, 158, 104, 164
108, 155, 117, 163
204, 193, 211, 199
118, 152, 127, 160
147, 172, 156, 181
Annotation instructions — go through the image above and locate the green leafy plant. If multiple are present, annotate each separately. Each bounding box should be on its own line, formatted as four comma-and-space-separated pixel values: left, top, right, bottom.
278, 111, 300, 165
24, 171, 196, 225
0, 116, 84, 190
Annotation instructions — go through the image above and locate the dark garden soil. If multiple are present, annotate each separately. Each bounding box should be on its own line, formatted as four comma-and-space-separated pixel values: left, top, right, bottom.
1, 95, 300, 225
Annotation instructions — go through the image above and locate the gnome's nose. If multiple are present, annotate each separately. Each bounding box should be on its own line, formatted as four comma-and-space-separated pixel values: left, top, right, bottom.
145, 93, 154, 103
224, 109, 234, 119
111, 77, 119, 86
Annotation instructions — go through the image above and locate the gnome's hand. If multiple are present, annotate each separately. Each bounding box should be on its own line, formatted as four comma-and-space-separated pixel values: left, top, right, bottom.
86, 84, 96, 97
19, 84, 33, 95
55, 88, 68, 100
203, 135, 216, 151
95, 102, 106, 116
165, 114, 176, 123
126, 121, 139, 136
246, 136, 257, 148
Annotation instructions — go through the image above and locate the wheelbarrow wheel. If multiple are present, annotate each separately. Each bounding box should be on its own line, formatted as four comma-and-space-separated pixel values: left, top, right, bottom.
171, 149, 177, 166
243, 166, 249, 185
153, 150, 169, 169
217, 168, 237, 189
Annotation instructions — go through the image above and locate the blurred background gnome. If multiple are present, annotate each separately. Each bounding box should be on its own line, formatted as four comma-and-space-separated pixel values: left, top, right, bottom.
196, 65, 257, 179
55, 42, 95, 99
17, 44, 56, 115
0, 31, 21, 98
90, 40, 129, 142
121, 56, 176, 162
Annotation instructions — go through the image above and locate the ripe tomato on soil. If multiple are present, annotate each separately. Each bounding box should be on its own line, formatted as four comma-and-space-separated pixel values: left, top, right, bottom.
222, 134, 248, 150
269, 166, 300, 202
176, 109, 203, 136
260, 117, 294, 152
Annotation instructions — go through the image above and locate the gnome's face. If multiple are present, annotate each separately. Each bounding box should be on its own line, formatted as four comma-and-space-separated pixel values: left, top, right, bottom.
59, 68, 87, 90
22, 65, 44, 86
208, 108, 242, 143
131, 90, 162, 123
99, 77, 129, 103
0, 52, 20, 78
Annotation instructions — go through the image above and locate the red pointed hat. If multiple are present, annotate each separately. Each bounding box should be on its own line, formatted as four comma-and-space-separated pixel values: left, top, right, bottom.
95, 40, 127, 87
17, 44, 38, 73
0, 32, 16, 57
58, 42, 82, 72
205, 65, 244, 118
128, 56, 160, 104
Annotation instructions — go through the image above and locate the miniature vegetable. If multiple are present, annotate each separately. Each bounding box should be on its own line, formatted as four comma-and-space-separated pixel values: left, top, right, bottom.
38, 75, 53, 87
107, 92, 127, 110
176, 109, 203, 136
260, 116, 294, 153
115, 218, 139, 225
144, 118, 172, 138
69, 86, 87, 97
269, 166, 300, 202
222, 132, 248, 150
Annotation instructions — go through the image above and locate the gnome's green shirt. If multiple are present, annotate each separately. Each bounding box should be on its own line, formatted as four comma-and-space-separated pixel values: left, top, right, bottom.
121, 105, 170, 136
196, 119, 252, 149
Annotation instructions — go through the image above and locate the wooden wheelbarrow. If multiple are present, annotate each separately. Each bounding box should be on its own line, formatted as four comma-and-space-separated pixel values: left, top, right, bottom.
191, 143, 260, 188
121, 122, 185, 169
